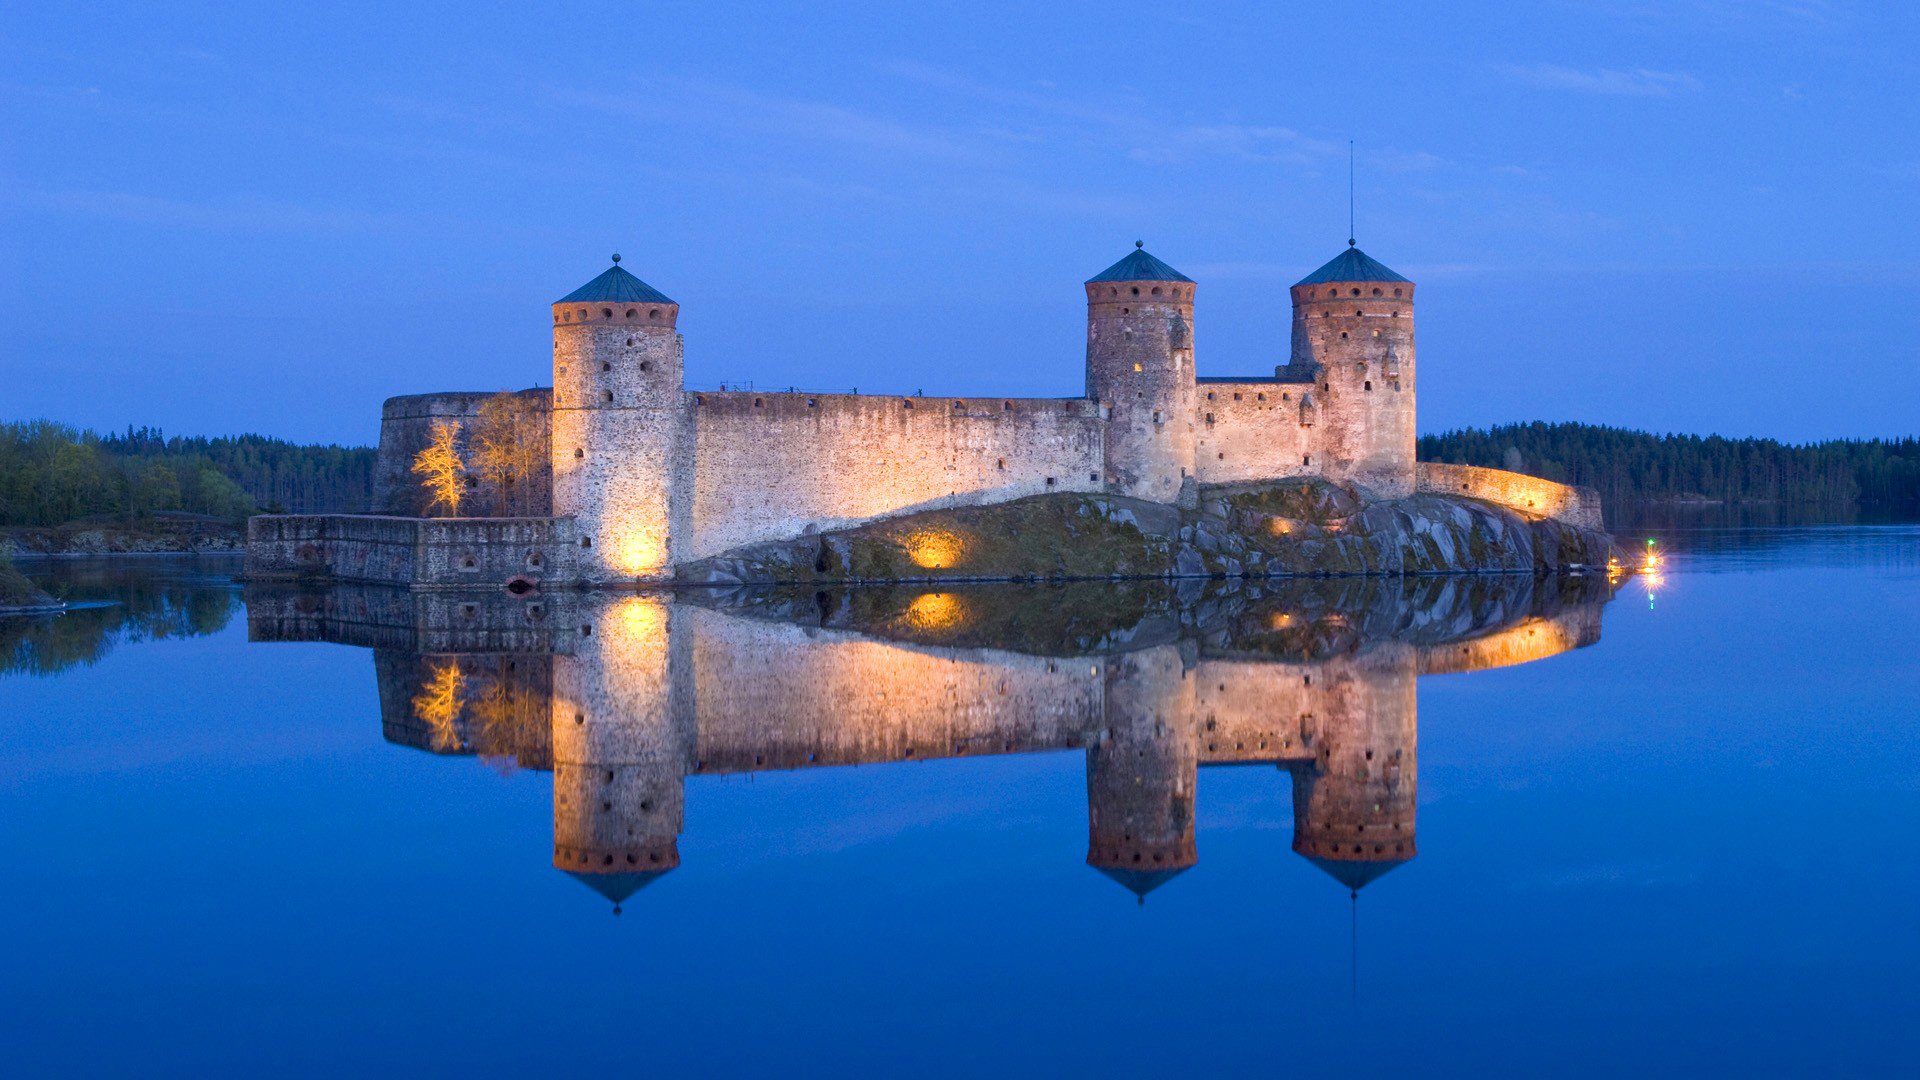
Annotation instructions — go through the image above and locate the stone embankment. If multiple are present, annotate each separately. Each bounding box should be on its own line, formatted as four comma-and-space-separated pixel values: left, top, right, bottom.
3, 519, 244, 557
679, 478, 1620, 586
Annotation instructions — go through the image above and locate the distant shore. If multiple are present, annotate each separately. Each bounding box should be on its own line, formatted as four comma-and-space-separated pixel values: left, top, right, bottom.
3, 517, 244, 558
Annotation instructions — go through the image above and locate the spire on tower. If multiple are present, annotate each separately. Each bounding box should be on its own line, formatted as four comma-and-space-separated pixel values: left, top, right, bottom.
1344, 138, 1359, 245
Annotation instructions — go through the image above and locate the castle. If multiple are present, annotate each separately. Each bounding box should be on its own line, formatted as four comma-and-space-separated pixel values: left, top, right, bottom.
543, 241, 1416, 581
250, 240, 1603, 587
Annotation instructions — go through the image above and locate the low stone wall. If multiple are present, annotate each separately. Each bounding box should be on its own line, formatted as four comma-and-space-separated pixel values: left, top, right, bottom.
1415, 463, 1603, 531
246, 514, 557, 589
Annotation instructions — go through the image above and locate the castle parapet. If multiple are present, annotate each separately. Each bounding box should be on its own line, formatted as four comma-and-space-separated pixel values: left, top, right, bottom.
245, 514, 557, 589
1416, 462, 1604, 530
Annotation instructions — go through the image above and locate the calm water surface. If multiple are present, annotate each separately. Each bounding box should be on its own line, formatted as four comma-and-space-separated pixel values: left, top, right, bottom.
3, 527, 1918, 1077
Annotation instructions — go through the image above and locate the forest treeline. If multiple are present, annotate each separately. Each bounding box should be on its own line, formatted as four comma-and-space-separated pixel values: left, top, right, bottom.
0, 422, 375, 527
1420, 423, 1920, 512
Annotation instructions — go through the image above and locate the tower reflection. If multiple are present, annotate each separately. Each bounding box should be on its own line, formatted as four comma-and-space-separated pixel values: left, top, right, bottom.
248, 575, 1612, 910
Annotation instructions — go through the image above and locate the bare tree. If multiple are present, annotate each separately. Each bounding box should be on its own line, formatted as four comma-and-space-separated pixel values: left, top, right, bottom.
470, 393, 545, 515
411, 419, 464, 516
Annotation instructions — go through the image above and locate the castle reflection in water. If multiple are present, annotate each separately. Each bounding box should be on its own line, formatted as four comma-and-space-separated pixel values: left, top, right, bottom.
247, 575, 1615, 911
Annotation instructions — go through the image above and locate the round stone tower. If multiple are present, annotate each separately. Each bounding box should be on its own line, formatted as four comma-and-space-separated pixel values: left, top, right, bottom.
1289, 650, 1417, 891
550, 255, 687, 582
1085, 243, 1198, 505
1086, 643, 1199, 903
1287, 244, 1417, 497
551, 596, 691, 913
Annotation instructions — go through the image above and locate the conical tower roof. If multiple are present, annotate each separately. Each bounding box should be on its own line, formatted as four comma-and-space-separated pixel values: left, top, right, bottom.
1302, 854, 1407, 891
556, 257, 676, 304
563, 867, 672, 906
1087, 242, 1193, 284
1094, 864, 1191, 901
1294, 245, 1409, 286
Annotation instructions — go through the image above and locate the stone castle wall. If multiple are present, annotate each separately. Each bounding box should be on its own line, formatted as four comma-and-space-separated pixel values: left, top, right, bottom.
246, 514, 556, 588
685, 391, 1106, 560
1193, 379, 1318, 485
1417, 462, 1604, 531
373, 390, 552, 516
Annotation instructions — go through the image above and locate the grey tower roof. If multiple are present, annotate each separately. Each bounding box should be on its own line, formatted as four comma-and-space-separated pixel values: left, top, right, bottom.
1303, 855, 1408, 891
1087, 243, 1193, 284
556, 259, 676, 305
1294, 246, 1409, 286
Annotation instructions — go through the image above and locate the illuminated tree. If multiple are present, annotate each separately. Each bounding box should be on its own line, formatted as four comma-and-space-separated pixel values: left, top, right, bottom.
470, 393, 544, 515
411, 419, 465, 516
410, 660, 466, 752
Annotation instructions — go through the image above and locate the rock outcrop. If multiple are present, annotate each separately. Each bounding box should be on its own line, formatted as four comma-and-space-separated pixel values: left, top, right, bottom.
678, 478, 1619, 586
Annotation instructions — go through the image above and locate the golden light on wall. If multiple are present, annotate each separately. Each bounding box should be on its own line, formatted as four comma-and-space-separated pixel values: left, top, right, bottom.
1267, 611, 1295, 630
610, 526, 668, 577
903, 530, 965, 570
1266, 518, 1294, 536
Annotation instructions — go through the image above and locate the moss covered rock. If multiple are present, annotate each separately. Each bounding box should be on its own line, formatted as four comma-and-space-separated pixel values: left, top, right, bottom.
678, 478, 1621, 587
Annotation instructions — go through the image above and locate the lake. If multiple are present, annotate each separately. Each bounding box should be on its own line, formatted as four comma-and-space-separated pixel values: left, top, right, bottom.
3, 526, 1918, 1077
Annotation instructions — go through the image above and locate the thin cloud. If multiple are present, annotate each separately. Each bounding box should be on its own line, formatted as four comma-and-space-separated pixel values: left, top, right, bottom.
557, 80, 987, 163
1129, 124, 1334, 167
878, 59, 1345, 168
1503, 63, 1702, 97
11, 185, 402, 234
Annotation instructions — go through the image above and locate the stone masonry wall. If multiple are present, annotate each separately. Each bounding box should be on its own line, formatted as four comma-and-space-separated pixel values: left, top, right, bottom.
686, 391, 1105, 560
245, 514, 556, 588
1289, 279, 1417, 497
1416, 462, 1604, 530
373, 390, 552, 516
549, 302, 686, 582
1193, 379, 1319, 485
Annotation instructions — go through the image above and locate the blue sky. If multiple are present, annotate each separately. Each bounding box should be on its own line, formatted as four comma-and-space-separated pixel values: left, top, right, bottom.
4, 1, 1916, 445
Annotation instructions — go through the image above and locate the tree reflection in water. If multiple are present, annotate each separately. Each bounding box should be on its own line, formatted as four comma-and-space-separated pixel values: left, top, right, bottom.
1, 556, 242, 676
